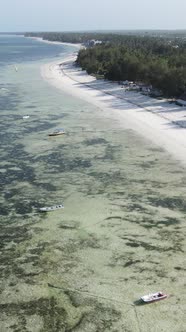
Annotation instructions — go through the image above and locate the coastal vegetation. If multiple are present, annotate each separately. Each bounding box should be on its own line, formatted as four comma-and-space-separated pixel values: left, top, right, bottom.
76, 43, 186, 97
25, 31, 186, 98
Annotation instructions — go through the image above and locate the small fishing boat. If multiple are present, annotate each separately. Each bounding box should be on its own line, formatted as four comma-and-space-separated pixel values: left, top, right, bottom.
48, 128, 65, 136
23, 115, 30, 119
39, 204, 64, 212
141, 291, 167, 303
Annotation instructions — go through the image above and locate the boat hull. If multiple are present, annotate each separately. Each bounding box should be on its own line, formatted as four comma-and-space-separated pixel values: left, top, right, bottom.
39, 205, 64, 212
48, 132, 65, 136
141, 292, 167, 303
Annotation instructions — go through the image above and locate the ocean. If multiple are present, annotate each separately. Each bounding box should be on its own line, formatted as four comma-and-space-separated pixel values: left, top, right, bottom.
0, 35, 185, 331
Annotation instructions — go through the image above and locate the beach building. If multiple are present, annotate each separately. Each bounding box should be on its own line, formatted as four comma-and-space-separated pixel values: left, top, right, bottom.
84, 39, 102, 47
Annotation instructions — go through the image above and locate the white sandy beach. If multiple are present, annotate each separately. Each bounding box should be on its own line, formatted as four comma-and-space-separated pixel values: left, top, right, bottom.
41, 53, 186, 167
28, 36, 82, 49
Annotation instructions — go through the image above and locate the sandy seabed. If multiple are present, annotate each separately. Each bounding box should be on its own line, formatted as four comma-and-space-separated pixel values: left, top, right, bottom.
39, 54, 186, 331
1, 38, 186, 331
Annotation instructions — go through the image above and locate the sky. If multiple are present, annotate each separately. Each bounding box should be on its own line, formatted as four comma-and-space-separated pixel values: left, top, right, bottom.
0, 0, 186, 32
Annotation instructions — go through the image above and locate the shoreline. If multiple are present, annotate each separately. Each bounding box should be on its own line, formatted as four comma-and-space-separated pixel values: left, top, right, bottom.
41, 54, 186, 167
26, 36, 82, 49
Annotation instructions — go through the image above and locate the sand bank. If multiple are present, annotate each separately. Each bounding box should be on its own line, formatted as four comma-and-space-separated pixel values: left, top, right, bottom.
27, 36, 81, 49
41, 54, 186, 167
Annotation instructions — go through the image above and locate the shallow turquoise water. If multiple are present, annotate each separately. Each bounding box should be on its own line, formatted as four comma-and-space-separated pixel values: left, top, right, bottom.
0, 36, 186, 331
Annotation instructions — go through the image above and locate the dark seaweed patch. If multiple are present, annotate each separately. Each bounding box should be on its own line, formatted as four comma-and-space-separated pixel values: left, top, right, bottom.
2, 189, 17, 199
0, 164, 35, 186
125, 242, 141, 248
109, 252, 142, 268
157, 229, 184, 252
0, 92, 20, 111
76, 303, 121, 332
0, 297, 68, 331
0, 295, 122, 332
97, 144, 120, 161
0, 223, 34, 281
0, 205, 9, 215
84, 138, 107, 145
149, 147, 164, 153
59, 222, 77, 229
35, 153, 92, 172
0, 225, 31, 250
138, 160, 157, 169
124, 239, 170, 252
126, 215, 180, 229
147, 196, 186, 211
28, 242, 49, 256
104, 216, 122, 221
156, 217, 180, 226
4, 144, 31, 160
33, 182, 57, 192
25, 105, 37, 109
11, 201, 34, 215
21, 120, 60, 135
126, 203, 148, 212
79, 235, 101, 249
55, 233, 101, 254
174, 266, 186, 271
123, 259, 141, 267
88, 171, 125, 188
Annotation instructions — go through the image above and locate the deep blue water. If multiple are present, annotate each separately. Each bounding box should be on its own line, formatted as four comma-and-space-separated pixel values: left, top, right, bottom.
0, 35, 67, 66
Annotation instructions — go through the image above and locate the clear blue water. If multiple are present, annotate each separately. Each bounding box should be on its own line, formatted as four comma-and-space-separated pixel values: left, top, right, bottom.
0, 34, 69, 66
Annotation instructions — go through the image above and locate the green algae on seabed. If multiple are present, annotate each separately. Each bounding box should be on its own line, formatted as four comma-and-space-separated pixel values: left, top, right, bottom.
0, 63, 186, 331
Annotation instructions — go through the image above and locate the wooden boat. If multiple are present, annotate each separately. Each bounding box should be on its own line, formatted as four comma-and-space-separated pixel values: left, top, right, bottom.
39, 204, 64, 212
141, 292, 167, 303
48, 128, 65, 136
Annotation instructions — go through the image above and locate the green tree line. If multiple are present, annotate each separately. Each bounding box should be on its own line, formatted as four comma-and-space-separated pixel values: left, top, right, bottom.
25, 31, 186, 97
76, 43, 186, 97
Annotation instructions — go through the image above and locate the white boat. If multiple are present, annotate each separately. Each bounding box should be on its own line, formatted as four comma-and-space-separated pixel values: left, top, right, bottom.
39, 204, 64, 212
141, 292, 167, 303
48, 128, 65, 136
23, 115, 30, 119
